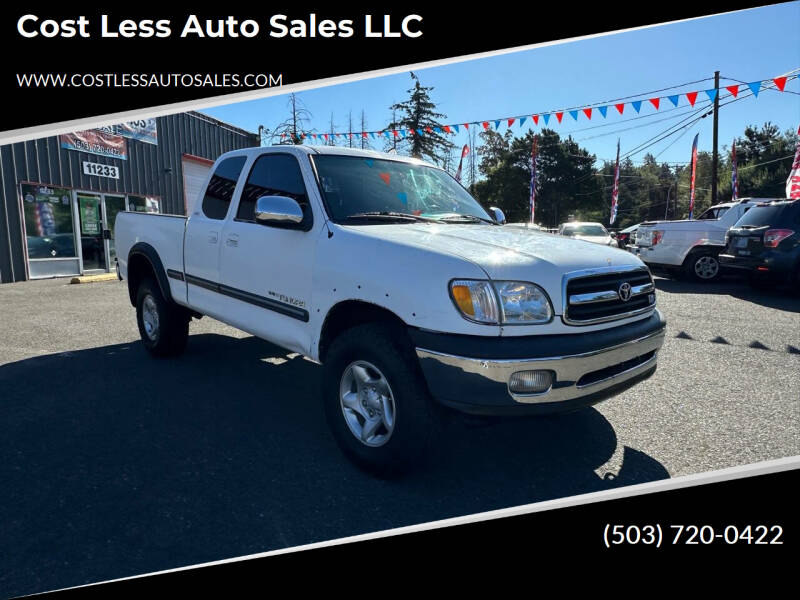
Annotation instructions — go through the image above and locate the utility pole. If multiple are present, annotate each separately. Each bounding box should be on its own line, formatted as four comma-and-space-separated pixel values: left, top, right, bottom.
711, 70, 720, 204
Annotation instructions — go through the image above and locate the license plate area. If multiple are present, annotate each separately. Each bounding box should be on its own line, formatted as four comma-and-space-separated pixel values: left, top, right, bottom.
734, 237, 748, 248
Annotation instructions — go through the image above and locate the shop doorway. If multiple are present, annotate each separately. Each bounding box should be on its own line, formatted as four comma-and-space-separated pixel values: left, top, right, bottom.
74, 192, 128, 274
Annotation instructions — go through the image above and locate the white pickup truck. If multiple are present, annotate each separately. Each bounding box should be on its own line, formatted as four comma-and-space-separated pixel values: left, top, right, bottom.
630, 199, 772, 281
115, 145, 666, 473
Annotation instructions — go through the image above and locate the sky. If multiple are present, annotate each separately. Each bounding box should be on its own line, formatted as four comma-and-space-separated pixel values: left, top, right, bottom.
202, 3, 800, 166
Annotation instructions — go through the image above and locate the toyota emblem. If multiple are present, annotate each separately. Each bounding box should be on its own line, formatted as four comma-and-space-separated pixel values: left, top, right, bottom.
618, 282, 632, 302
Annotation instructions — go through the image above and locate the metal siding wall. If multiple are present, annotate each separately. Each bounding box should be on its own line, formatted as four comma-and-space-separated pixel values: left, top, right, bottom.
0, 112, 257, 283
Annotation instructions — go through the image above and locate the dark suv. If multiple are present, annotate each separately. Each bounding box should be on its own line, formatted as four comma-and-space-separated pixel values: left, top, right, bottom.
720, 199, 800, 290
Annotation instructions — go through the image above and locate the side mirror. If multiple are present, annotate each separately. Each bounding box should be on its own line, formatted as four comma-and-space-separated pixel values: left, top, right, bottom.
489, 206, 506, 225
254, 195, 304, 226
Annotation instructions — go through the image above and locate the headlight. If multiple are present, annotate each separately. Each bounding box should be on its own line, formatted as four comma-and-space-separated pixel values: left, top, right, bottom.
450, 280, 553, 325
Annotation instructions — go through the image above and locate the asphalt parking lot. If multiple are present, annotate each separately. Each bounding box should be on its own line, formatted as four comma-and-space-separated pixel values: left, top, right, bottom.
1, 275, 798, 596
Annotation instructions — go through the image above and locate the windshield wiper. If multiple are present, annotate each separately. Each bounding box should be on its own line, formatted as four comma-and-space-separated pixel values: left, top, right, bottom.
436, 213, 499, 225
340, 211, 438, 223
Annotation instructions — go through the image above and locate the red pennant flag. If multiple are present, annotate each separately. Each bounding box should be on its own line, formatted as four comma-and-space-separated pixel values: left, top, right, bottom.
482, 121, 489, 130
615, 103, 625, 114
393, 130, 399, 138
409, 129, 415, 135
686, 91, 698, 106
444, 125, 451, 133
773, 77, 787, 91
582, 108, 592, 120
555, 112, 564, 123
463, 123, 470, 130
726, 85, 739, 98
426, 126, 433, 133
323, 134, 328, 140
649, 97, 660, 110
362, 132, 367, 138
508, 118, 515, 127
532, 114, 539, 125
379, 173, 391, 185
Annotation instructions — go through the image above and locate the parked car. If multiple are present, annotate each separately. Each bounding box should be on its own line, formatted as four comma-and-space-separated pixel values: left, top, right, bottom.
630, 199, 778, 281
616, 224, 639, 250
719, 199, 799, 290
558, 222, 616, 246
115, 146, 666, 474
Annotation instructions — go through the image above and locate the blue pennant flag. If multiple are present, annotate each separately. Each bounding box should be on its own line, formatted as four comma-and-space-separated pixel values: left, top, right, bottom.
397, 192, 408, 205
542, 113, 551, 125
569, 110, 579, 121
434, 127, 442, 134
519, 116, 527, 127
364, 159, 374, 167
400, 130, 407, 139
384, 131, 390, 139
748, 81, 761, 97
370, 132, 376, 139
631, 100, 642, 113
494, 120, 501, 130
705, 89, 718, 102
417, 128, 424, 136
598, 106, 607, 118
668, 95, 680, 107
453, 124, 460, 133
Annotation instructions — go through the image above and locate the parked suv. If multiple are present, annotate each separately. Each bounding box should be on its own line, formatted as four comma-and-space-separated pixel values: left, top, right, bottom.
720, 199, 799, 290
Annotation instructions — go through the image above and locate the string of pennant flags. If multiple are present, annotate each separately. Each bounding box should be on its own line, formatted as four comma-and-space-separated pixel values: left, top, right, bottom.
281, 74, 798, 142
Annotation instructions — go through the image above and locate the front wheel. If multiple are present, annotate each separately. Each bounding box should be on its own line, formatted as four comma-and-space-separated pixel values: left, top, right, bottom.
684, 251, 721, 282
322, 323, 438, 476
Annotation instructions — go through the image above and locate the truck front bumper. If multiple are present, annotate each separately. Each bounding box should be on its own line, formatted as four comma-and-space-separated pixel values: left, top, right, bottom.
412, 310, 666, 416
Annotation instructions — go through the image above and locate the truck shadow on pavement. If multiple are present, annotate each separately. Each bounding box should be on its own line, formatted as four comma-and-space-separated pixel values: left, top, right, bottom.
653, 276, 800, 312
0, 333, 668, 596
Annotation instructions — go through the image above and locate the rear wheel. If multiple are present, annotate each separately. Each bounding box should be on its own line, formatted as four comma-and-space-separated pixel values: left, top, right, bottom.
323, 323, 438, 475
136, 277, 189, 357
684, 251, 720, 282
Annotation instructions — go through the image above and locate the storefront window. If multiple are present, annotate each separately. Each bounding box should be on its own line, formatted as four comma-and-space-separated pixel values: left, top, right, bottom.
21, 184, 77, 259
128, 195, 160, 213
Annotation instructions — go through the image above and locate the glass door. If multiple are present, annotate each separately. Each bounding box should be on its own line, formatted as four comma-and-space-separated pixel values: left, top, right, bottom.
103, 195, 126, 267
77, 193, 106, 271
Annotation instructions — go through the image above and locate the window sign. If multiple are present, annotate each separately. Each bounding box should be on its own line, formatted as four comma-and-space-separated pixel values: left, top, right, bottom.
79, 195, 101, 235
21, 184, 77, 259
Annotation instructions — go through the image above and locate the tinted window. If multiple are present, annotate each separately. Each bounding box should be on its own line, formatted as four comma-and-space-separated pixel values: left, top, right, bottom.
237, 154, 310, 223
735, 202, 800, 227
697, 207, 729, 220
202, 156, 247, 220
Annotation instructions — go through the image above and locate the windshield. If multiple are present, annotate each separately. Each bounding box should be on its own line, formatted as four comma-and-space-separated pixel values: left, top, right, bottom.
562, 224, 608, 236
312, 155, 492, 222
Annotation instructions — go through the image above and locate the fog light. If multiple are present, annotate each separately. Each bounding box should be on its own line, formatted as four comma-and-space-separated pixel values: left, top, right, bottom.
508, 370, 553, 394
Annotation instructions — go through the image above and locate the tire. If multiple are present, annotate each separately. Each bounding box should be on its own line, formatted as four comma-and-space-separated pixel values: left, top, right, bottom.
135, 277, 189, 357
322, 322, 438, 476
683, 251, 721, 282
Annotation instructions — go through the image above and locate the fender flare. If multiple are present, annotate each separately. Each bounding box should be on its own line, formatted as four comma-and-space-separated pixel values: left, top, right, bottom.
127, 242, 173, 306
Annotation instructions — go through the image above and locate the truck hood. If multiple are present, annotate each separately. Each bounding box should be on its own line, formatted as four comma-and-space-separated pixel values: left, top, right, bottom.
340, 223, 644, 303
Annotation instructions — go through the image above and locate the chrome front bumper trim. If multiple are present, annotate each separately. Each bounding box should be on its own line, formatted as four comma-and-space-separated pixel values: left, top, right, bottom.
415, 326, 665, 405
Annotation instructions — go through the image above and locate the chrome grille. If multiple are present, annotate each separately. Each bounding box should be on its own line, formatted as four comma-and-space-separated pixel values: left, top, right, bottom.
563, 266, 655, 325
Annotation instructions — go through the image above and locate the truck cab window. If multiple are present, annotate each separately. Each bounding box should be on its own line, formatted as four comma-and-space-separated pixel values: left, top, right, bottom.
201, 156, 247, 220
237, 154, 310, 225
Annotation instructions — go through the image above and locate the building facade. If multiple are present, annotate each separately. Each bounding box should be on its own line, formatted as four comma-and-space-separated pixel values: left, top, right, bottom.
0, 111, 258, 283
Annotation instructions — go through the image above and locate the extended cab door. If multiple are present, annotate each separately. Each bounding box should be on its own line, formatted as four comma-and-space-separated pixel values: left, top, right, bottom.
184, 155, 248, 318
217, 151, 319, 355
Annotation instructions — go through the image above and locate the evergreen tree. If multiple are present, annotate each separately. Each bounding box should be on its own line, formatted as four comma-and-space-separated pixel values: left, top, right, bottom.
386, 72, 454, 163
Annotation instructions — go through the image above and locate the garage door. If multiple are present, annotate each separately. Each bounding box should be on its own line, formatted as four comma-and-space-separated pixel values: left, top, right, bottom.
182, 155, 213, 214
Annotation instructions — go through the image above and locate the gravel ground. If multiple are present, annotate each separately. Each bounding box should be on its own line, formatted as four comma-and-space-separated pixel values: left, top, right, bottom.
0, 274, 797, 596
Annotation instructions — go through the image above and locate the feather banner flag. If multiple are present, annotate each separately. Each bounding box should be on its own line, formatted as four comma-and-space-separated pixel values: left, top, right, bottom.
454, 144, 470, 184
689, 133, 699, 219
610, 139, 620, 225
530, 135, 538, 223
786, 125, 800, 199
731, 140, 739, 201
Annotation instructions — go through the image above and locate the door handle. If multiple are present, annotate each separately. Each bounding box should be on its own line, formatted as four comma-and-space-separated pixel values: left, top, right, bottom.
208, 231, 218, 244
225, 234, 239, 247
